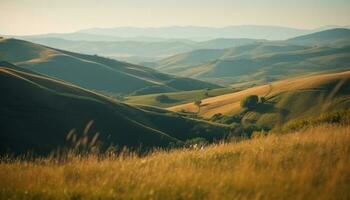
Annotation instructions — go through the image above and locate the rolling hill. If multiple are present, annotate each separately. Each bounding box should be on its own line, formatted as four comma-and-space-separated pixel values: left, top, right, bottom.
0, 38, 219, 95
16, 37, 263, 63
168, 70, 350, 128
0, 62, 230, 155
287, 28, 350, 47
153, 29, 350, 86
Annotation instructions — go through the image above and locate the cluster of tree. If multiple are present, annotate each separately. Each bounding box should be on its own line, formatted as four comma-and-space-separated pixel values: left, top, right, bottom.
210, 113, 242, 124
191, 88, 214, 114
240, 95, 266, 110
280, 109, 350, 133
228, 123, 270, 139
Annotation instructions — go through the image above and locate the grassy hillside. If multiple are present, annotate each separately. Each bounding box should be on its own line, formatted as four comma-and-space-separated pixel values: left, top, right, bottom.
1, 124, 349, 199
0, 63, 229, 155
153, 29, 350, 86
124, 88, 239, 108
0, 38, 219, 95
169, 71, 350, 128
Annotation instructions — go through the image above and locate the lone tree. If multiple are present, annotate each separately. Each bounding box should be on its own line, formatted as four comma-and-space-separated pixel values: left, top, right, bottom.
194, 100, 202, 113
241, 95, 259, 110
204, 88, 211, 97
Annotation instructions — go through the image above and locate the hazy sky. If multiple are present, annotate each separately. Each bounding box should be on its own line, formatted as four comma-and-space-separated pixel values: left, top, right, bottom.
1, 0, 350, 35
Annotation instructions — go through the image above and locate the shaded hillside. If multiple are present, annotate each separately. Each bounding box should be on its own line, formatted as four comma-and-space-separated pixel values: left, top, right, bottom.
169, 71, 350, 128
0, 63, 229, 155
0, 38, 219, 95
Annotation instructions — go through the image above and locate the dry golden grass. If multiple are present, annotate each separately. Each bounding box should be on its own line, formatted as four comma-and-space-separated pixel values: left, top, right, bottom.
168, 70, 350, 118
1, 124, 350, 200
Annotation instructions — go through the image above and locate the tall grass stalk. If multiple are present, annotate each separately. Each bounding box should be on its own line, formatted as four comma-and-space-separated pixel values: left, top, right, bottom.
1, 124, 349, 200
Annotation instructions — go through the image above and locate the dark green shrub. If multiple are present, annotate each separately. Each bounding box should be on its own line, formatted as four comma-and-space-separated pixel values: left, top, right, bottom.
241, 95, 259, 110
282, 109, 350, 132
194, 100, 202, 106
210, 113, 241, 124
229, 124, 270, 138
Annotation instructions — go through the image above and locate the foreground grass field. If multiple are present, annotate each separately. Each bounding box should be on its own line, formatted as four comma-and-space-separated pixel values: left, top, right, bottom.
1, 124, 350, 200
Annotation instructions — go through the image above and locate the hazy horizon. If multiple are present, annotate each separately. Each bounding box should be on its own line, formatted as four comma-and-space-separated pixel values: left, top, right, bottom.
1, 0, 350, 35
5, 24, 350, 37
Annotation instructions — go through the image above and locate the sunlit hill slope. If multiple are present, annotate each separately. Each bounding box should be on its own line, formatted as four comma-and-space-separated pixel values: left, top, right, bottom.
169, 70, 350, 128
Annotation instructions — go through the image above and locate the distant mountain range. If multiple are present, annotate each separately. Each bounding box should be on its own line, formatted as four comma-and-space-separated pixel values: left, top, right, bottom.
5, 25, 349, 42
151, 29, 350, 86
77, 25, 350, 41
3, 25, 348, 63
0, 38, 219, 96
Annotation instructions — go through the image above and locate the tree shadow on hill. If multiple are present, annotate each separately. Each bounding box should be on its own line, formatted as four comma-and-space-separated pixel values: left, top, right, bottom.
254, 102, 289, 116
241, 102, 289, 125
155, 95, 180, 104
158, 98, 180, 104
